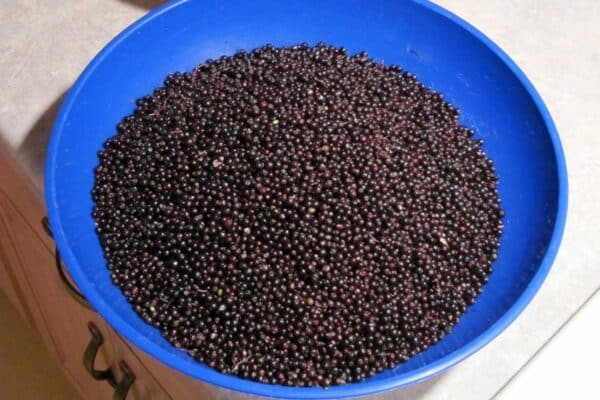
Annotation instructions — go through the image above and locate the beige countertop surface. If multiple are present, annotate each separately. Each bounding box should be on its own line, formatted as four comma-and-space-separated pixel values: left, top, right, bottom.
1, 1, 599, 398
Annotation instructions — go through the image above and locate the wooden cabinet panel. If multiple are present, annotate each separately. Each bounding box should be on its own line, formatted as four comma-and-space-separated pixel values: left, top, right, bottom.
0, 149, 171, 400
0, 147, 57, 333
0, 196, 35, 327
0, 192, 116, 399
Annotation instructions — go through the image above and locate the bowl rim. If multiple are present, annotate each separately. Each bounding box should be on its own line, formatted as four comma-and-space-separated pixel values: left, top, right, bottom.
45, 0, 568, 398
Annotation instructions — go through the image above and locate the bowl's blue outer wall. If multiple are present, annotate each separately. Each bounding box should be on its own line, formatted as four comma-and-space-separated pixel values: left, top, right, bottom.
45, 0, 568, 398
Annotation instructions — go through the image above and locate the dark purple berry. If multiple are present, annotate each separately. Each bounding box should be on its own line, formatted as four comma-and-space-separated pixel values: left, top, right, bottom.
92, 44, 503, 387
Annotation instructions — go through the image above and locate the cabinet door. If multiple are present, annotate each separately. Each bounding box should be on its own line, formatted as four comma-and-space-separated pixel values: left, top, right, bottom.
1, 189, 174, 400
1, 150, 172, 400
0, 193, 116, 399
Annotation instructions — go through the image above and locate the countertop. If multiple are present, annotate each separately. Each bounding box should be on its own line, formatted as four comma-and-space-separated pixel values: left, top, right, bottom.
1, 1, 599, 398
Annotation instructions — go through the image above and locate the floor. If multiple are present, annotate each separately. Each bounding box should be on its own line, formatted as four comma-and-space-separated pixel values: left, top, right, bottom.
0, 292, 81, 399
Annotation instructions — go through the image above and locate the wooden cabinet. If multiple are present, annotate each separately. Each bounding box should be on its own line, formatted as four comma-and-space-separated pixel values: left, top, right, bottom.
0, 150, 171, 400
2, 199, 119, 399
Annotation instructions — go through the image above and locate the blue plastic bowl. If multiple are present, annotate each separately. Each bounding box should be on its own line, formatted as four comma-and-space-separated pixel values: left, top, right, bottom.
45, 0, 567, 398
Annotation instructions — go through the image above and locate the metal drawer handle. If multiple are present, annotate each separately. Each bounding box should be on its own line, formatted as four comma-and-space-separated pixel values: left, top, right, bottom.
84, 322, 136, 400
84, 322, 114, 381
41, 217, 93, 310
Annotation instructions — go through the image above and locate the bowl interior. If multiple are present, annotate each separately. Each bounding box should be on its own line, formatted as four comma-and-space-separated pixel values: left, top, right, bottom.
46, 0, 565, 398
